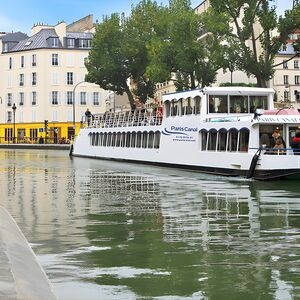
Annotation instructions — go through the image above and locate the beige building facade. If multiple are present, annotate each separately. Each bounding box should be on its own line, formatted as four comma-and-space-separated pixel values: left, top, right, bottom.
271, 30, 300, 106
0, 15, 107, 144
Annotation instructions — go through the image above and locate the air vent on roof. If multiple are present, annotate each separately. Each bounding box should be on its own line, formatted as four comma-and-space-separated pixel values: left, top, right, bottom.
25, 41, 32, 46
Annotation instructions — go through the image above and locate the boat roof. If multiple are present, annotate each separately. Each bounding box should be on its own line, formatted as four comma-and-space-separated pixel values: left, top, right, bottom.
162, 87, 274, 102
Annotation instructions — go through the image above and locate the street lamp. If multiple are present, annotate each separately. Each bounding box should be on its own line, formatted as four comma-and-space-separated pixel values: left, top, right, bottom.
72, 81, 86, 130
12, 103, 16, 143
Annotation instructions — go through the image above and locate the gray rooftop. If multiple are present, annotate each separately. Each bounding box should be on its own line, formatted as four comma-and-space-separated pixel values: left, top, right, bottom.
3, 28, 93, 53
0, 32, 28, 42
11, 29, 62, 51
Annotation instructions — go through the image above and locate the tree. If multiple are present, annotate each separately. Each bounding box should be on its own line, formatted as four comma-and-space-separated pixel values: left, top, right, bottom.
85, 13, 136, 109
86, 1, 169, 108
202, 0, 300, 87
124, 0, 169, 102
147, 0, 224, 90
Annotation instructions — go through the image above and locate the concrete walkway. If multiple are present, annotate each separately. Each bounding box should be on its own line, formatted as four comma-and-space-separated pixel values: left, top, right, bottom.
0, 144, 70, 150
0, 207, 57, 300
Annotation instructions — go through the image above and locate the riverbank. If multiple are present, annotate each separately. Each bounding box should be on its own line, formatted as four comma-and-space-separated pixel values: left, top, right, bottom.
0, 144, 70, 150
0, 207, 57, 300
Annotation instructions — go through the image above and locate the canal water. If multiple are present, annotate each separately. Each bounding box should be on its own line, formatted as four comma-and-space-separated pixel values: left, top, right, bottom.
0, 149, 300, 300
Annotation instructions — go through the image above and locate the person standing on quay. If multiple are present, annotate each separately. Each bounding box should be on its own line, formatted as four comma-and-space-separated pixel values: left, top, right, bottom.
85, 108, 92, 126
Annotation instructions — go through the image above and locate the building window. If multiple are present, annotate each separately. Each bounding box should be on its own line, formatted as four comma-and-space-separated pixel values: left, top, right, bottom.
32, 54, 37, 66
32, 72, 37, 85
284, 91, 289, 101
19, 74, 24, 86
283, 60, 288, 69
80, 92, 87, 105
32, 92, 37, 105
79, 39, 91, 48
283, 75, 289, 85
93, 92, 99, 105
295, 60, 299, 69
67, 72, 74, 85
52, 54, 59, 66
7, 93, 12, 107
51, 91, 59, 105
19, 92, 24, 106
3, 43, 8, 52
7, 111, 12, 123
20, 56, 25, 68
295, 76, 300, 85
67, 38, 75, 48
67, 91, 73, 105
51, 37, 59, 47
9, 57, 12, 69
52, 72, 59, 85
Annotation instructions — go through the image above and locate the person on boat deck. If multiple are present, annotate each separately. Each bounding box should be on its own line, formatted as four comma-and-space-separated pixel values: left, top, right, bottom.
271, 129, 285, 147
85, 108, 93, 126
134, 97, 145, 112
273, 138, 285, 154
291, 131, 300, 155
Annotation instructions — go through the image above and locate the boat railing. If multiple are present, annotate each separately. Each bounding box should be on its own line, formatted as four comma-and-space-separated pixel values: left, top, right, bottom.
252, 147, 298, 156
83, 110, 163, 129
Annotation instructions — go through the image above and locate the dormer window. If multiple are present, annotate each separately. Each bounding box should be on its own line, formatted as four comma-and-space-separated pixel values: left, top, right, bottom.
3, 43, 8, 52
51, 37, 59, 47
67, 38, 75, 48
79, 39, 91, 48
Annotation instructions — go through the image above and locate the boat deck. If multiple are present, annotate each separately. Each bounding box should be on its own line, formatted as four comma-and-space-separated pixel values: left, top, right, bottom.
84, 110, 163, 128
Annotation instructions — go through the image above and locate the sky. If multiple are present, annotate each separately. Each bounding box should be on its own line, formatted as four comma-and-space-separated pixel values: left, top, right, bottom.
0, 0, 295, 34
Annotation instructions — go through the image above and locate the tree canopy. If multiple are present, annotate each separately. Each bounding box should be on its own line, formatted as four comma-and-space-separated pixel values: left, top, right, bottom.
86, 0, 300, 107
201, 0, 300, 87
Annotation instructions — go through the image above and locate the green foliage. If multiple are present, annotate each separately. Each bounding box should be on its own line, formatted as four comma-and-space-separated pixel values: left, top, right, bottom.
202, 0, 300, 87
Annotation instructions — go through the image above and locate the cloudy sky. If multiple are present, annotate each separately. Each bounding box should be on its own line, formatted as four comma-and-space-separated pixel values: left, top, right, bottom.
0, 0, 294, 34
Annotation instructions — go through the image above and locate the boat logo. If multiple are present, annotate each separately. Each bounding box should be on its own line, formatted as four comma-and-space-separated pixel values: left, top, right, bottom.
162, 126, 197, 142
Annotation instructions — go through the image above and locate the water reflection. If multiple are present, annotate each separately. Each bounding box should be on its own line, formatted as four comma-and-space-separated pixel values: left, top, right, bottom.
0, 150, 300, 300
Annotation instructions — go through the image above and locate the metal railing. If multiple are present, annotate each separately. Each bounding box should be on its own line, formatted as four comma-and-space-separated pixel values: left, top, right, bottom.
83, 110, 163, 129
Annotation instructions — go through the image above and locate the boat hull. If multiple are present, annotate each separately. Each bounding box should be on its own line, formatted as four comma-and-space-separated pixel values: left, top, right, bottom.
71, 152, 300, 180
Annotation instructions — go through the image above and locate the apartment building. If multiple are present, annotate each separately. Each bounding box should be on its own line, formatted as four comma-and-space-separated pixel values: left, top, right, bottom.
0, 15, 107, 143
271, 30, 300, 105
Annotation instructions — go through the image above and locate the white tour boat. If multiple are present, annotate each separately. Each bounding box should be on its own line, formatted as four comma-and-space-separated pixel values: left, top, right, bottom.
71, 87, 300, 180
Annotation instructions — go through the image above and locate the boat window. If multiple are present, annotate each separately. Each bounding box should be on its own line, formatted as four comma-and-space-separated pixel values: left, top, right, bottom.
259, 125, 284, 148
230, 95, 248, 113
99, 133, 104, 146
116, 132, 121, 147
182, 97, 193, 115
154, 131, 161, 149
136, 132, 142, 148
171, 100, 179, 116
250, 96, 268, 112
103, 132, 107, 147
142, 131, 148, 148
125, 132, 130, 148
107, 132, 112, 147
207, 129, 217, 151
227, 129, 238, 151
112, 132, 116, 147
200, 130, 208, 150
217, 129, 227, 151
208, 95, 227, 113
194, 96, 201, 115
238, 128, 249, 152
131, 132, 136, 147
148, 131, 154, 148
121, 132, 126, 147
165, 100, 171, 117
